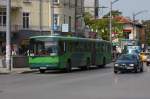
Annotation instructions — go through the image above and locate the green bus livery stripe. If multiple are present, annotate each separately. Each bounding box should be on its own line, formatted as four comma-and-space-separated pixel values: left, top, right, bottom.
29, 56, 59, 64
30, 63, 58, 67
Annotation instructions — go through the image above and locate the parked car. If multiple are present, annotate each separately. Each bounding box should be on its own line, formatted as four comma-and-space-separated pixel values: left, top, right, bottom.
114, 54, 143, 74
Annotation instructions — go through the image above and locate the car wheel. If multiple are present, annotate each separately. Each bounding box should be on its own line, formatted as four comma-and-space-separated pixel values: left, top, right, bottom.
86, 58, 90, 70
102, 58, 106, 68
147, 63, 149, 66
134, 68, 138, 73
140, 66, 144, 72
114, 69, 118, 74
65, 61, 72, 73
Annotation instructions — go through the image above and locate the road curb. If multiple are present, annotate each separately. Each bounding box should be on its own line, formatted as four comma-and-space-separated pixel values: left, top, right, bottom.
0, 72, 10, 75
17, 70, 38, 74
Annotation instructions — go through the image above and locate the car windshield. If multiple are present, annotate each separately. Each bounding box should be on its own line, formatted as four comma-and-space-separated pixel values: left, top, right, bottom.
130, 50, 139, 55
118, 54, 136, 61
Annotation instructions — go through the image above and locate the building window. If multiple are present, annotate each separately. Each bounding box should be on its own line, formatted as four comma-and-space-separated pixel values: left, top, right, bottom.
69, 16, 71, 32
0, 10, 6, 26
53, 0, 59, 4
124, 32, 130, 39
54, 0, 58, 2
23, 0, 32, 3
23, 12, 29, 29
53, 14, 59, 30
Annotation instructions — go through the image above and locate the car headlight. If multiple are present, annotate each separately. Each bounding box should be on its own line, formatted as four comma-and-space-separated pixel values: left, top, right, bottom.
115, 64, 119, 67
129, 64, 134, 66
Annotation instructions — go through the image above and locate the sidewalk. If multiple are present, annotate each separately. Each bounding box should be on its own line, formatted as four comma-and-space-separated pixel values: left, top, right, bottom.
0, 68, 38, 74
0, 68, 10, 74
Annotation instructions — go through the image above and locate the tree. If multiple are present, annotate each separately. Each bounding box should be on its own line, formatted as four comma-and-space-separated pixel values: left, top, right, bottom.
83, 12, 93, 25
83, 10, 123, 40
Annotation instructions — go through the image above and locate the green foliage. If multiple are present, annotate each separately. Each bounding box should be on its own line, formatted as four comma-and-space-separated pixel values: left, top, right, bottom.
83, 12, 93, 25
83, 11, 123, 40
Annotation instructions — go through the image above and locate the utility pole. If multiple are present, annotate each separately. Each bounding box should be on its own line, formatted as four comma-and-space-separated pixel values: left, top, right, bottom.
80, 0, 83, 30
109, 0, 119, 42
51, 0, 54, 35
6, 0, 11, 71
94, 0, 99, 19
109, 1, 112, 42
39, 0, 43, 35
75, 0, 77, 35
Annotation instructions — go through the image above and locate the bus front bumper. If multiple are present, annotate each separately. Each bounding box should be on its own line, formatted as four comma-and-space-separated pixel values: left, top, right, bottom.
30, 63, 59, 70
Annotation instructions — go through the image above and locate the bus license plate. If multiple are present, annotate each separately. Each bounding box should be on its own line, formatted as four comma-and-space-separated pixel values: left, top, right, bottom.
40, 67, 47, 69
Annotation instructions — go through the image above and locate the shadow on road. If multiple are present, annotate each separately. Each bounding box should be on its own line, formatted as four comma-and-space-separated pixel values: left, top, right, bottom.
34, 66, 112, 75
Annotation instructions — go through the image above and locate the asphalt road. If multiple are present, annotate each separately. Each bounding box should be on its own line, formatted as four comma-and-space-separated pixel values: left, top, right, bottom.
0, 63, 150, 99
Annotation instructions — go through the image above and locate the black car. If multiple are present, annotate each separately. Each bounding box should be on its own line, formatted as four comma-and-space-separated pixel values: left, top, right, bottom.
114, 54, 143, 73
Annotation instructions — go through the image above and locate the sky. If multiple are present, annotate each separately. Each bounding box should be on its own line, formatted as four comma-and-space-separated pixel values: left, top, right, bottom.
100, 0, 150, 20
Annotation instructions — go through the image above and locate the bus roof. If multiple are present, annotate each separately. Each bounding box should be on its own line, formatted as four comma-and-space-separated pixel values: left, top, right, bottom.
30, 35, 111, 43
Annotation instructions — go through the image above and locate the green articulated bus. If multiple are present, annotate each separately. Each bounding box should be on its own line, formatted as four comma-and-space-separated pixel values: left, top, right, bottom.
29, 35, 112, 73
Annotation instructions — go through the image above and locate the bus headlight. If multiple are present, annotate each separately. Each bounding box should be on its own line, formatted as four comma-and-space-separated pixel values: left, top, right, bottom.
129, 64, 134, 67
30, 53, 35, 56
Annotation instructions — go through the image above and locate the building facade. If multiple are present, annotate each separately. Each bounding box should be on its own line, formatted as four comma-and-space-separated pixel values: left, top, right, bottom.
143, 20, 150, 46
75, 0, 84, 35
0, 0, 84, 55
114, 16, 145, 47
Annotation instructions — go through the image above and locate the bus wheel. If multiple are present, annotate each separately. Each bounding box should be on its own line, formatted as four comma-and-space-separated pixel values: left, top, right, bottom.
39, 69, 46, 73
65, 61, 72, 73
102, 58, 106, 68
86, 58, 90, 70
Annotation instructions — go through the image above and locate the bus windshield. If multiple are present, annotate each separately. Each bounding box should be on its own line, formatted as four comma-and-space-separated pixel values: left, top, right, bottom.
30, 38, 58, 56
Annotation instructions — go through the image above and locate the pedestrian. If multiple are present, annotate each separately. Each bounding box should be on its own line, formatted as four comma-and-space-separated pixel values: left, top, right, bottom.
12, 49, 16, 56
116, 46, 122, 58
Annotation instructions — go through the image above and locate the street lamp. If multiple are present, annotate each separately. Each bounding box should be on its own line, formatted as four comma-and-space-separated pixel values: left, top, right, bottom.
133, 10, 148, 43
109, 0, 119, 43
